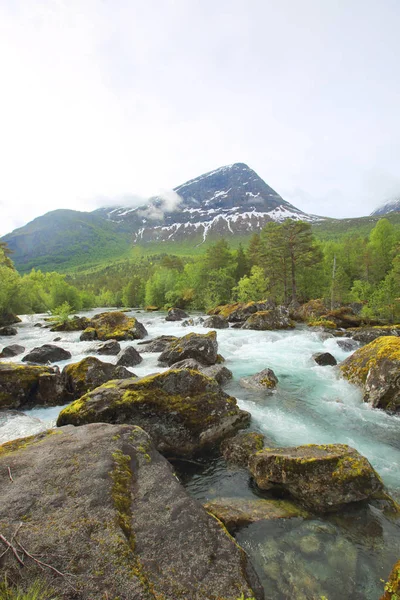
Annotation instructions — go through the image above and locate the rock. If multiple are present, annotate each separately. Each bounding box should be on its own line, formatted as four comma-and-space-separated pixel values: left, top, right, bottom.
0, 344, 25, 358
337, 338, 359, 352
0, 363, 70, 409
171, 358, 233, 385
0, 424, 263, 600
137, 335, 178, 352
95, 339, 121, 355
89, 311, 148, 341
62, 357, 134, 400
380, 559, 400, 600
293, 299, 328, 322
57, 369, 251, 457
22, 344, 72, 364
209, 300, 275, 323
249, 443, 384, 512
350, 326, 400, 345
50, 315, 90, 332
34, 322, 43, 327
182, 317, 204, 327
145, 305, 159, 311
204, 497, 309, 532
340, 336, 400, 412
221, 431, 265, 467
242, 307, 295, 330
203, 315, 229, 329
239, 368, 279, 391
116, 346, 143, 367
80, 327, 98, 341
0, 326, 18, 336
165, 307, 189, 321
312, 352, 337, 366
159, 331, 219, 366
53, 336, 62, 342
0, 313, 21, 327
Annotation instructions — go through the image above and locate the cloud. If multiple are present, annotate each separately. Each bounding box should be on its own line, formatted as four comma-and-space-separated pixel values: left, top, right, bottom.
87, 189, 183, 221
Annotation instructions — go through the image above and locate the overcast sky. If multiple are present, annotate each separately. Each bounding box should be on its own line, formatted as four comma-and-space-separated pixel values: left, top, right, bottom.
1, 0, 400, 235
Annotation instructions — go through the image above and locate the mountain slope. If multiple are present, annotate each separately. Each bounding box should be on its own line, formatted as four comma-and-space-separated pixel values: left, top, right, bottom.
371, 198, 400, 216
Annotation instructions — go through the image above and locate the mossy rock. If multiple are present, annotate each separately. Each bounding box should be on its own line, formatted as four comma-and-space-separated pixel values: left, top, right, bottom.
340, 336, 400, 412
88, 311, 148, 341
50, 315, 90, 332
380, 559, 400, 600
61, 356, 134, 400
239, 368, 278, 392
242, 307, 295, 330
159, 331, 219, 366
249, 443, 385, 512
221, 431, 265, 467
208, 300, 274, 323
0, 363, 71, 409
57, 368, 250, 457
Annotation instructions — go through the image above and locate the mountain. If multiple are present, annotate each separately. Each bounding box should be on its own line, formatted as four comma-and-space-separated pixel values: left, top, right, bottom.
371, 197, 400, 216
95, 163, 320, 244
2, 163, 321, 272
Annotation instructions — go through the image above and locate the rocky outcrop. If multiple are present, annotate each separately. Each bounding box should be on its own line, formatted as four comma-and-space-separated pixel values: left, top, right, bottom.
340, 336, 400, 412
312, 352, 337, 366
0, 326, 18, 336
204, 497, 308, 532
57, 369, 250, 457
0, 344, 25, 358
380, 559, 400, 600
165, 307, 189, 321
61, 357, 134, 400
22, 344, 72, 364
203, 315, 229, 329
239, 368, 278, 391
81, 311, 148, 341
249, 444, 383, 512
50, 315, 90, 332
209, 301, 273, 322
137, 335, 178, 352
116, 346, 143, 367
95, 339, 121, 355
349, 326, 400, 345
221, 431, 265, 467
0, 363, 70, 409
159, 331, 219, 366
242, 307, 295, 330
171, 358, 233, 385
0, 424, 263, 600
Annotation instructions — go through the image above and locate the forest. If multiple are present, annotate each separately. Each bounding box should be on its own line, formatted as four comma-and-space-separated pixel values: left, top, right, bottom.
1, 217, 399, 322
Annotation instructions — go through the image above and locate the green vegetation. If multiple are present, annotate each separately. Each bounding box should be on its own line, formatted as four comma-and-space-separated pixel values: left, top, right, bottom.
0, 577, 57, 599
1, 216, 399, 322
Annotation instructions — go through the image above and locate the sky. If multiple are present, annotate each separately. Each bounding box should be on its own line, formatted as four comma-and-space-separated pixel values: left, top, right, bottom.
1, 0, 400, 235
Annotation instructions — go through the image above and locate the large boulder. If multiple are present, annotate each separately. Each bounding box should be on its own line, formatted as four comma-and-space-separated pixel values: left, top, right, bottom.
171, 358, 233, 385
0, 326, 18, 336
50, 315, 90, 332
116, 345, 143, 367
340, 336, 400, 412
203, 315, 229, 329
57, 369, 250, 457
87, 311, 148, 341
95, 339, 121, 355
221, 431, 265, 467
0, 312, 21, 327
249, 444, 384, 512
61, 357, 134, 400
165, 307, 189, 321
209, 301, 275, 323
22, 344, 72, 364
380, 559, 400, 600
79, 327, 97, 341
349, 326, 400, 345
159, 331, 219, 366
242, 307, 295, 330
239, 368, 278, 391
0, 424, 263, 600
204, 497, 308, 532
137, 335, 178, 352
0, 344, 25, 358
312, 352, 337, 366
0, 363, 70, 409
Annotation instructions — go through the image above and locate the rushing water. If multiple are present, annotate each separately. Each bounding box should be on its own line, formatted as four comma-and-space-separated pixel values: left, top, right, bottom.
1, 309, 400, 599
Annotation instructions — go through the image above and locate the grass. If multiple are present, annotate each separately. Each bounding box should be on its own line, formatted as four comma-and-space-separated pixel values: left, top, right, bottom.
0, 579, 58, 600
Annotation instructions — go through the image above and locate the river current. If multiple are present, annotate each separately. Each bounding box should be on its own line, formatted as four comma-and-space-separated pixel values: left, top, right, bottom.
1, 309, 400, 599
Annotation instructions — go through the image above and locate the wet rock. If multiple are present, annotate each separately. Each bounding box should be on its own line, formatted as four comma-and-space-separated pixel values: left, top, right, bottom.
182, 317, 204, 327
380, 559, 400, 600
203, 315, 229, 329
62, 356, 134, 400
312, 352, 337, 366
165, 307, 189, 321
57, 369, 250, 457
159, 331, 219, 366
88, 311, 148, 341
240, 368, 279, 391
95, 339, 121, 355
221, 431, 265, 467
0, 326, 18, 336
34, 322, 43, 327
340, 336, 400, 412
350, 326, 400, 345
171, 358, 233, 385
204, 497, 309, 532
0, 313, 21, 327
22, 344, 72, 364
0, 363, 70, 409
50, 315, 90, 332
0, 424, 263, 600
337, 338, 359, 352
209, 301, 275, 323
53, 337, 62, 342
137, 335, 178, 352
249, 443, 384, 512
0, 344, 25, 358
242, 307, 295, 330
116, 346, 143, 367
80, 327, 98, 341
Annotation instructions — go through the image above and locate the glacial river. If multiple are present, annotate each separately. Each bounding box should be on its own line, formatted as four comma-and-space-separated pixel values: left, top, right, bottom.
1, 309, 400, 599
